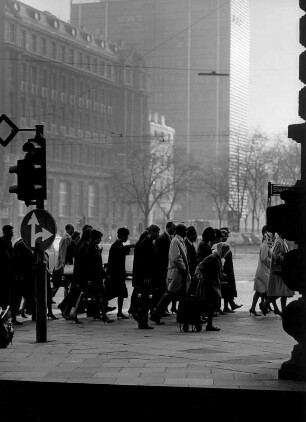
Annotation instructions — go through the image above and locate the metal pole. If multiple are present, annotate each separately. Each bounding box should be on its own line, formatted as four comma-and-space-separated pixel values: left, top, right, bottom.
34, 124, 47, 342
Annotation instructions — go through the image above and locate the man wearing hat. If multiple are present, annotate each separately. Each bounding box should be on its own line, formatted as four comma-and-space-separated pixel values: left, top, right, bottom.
0, 225, 22, 324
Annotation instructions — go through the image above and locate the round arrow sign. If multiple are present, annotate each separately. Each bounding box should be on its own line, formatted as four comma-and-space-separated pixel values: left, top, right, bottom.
21, 210, 57, 251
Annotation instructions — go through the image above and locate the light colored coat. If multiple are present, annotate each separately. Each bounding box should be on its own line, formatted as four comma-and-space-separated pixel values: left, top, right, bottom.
268, 236, 294, 297
55, 232, 71, 271
166, 235, 191, 293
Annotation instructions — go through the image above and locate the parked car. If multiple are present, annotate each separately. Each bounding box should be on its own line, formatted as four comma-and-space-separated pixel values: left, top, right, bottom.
244, 232, 261, 245
227, 232, 249, 246
240, 233, 253, 246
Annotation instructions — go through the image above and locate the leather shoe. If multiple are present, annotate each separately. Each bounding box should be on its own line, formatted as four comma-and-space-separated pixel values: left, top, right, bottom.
106, 306, 116, 313
206, 325, 220, 331
231, 303, 242, 310
223, 308, 235, 313
150, 316, 165, 325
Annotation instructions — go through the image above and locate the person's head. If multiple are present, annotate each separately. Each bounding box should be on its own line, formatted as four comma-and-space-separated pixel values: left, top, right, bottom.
90, 229, 103, 245
166, 221, 176, 236
65, 224, 75, 236
82, 224, 93, 233
175, 223, 187, 239
117, 227, 130, 242
214, 229, 223, 243
220, 229, 229, 242
71, 231, 81, 243
80, 228, 92, 243
202, 226, 216, 244
215, 242, 230, 258
147, 224, 160, 240
186, 225, 197, 243
2, 225, 13, 240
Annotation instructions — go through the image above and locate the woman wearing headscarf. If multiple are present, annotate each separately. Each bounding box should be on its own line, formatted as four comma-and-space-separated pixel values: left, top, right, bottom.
194, 242, 230, 331
249, 226, 273, 316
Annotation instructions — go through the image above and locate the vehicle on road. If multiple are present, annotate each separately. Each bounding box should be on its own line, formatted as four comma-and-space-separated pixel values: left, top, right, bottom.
227, 232, 250, 246
244, 232, 261, 245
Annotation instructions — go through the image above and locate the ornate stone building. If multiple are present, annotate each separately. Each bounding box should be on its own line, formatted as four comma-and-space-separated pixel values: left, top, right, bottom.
0, 0, 150, 237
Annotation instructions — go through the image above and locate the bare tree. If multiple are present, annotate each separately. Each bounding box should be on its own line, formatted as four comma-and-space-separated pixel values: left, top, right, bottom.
201, 160, 229, 227
111, 139, 188, 227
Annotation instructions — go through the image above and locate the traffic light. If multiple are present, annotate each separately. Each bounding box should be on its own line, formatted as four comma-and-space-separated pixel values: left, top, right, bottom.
299, 2, 306, 119
9, 125, 46, 206
266, 180, 306, 242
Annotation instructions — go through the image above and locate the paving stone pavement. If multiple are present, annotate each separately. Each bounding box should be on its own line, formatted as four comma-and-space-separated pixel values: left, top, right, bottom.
1, 309, 305, 392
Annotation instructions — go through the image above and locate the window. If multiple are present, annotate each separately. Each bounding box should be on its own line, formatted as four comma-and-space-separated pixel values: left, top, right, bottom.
69, 48, 74, 65
21, 62, 26, 81
59, 181, 69, 217
8, 23, 16, 42
76, 182, 83, 216
77, 52, 82, 68
31, 34, 37, 52
30, 66, 37, 84
51, 42, 57, 59
60, 45, 65, 62
20, 30, 26, 49
93, 57, 98, 73
86, 55, 91, 70
46, 178, 53, 213
41, 68, 47, 86
88, 184, 97, 218
41, 38, 47, 56
99, 60, 105, 77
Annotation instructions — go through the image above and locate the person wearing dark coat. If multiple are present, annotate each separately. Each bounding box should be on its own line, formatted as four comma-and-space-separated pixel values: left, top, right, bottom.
13, 238, 35, 318
82, 229, 113, 323
185, 226, 198, 278
154, 221, 176, 313
220, 227, 242, 312
194, 242, 230, 331
196, 226, 216, 264
0, 225, 22, 325
131, 225, 160, 329
107, 227, 132, 319
128, 229, 148, 316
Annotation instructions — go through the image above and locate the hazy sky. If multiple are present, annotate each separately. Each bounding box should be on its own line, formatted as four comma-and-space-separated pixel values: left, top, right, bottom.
21, 0, 304, 137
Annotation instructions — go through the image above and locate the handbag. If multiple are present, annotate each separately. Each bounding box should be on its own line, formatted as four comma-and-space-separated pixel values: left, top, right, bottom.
63, 264, 74, 275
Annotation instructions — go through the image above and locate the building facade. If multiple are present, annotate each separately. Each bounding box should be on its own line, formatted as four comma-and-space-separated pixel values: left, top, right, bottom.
71, 0, 250, 225
0, 0, 150, 237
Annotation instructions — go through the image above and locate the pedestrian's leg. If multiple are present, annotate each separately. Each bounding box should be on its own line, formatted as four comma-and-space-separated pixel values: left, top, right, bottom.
280, 296, 287, 313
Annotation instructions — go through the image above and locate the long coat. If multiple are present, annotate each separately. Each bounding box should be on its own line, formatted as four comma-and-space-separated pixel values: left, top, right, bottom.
194, 252, 222, 309
196, 240, 212, 264
132, 236, 158, 288
268, 236, 294, 297
155, 231, 172, 282
185, 238, 197, 277
107, 239, 130, 297
166, 235, 191, 294
253, 240, 271, 294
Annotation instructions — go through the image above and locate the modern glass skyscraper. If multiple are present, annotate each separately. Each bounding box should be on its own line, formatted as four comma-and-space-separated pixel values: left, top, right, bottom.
71, 0, 250, 223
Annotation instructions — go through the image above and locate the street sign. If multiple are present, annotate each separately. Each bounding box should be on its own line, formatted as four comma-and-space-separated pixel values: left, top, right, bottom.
268, 183, 293, 197
21, 209, 57, 251
0, 114, 19, 146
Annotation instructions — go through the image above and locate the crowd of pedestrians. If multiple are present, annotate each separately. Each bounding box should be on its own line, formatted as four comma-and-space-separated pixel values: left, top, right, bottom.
250, 225, 295, 317
0, 219, 294, 330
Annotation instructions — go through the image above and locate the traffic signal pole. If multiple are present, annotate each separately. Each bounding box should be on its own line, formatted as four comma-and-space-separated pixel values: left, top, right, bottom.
34, 125, 48, 343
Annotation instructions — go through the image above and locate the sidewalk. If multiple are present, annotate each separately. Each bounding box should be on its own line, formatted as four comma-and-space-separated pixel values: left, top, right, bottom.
0, 309, 305, 421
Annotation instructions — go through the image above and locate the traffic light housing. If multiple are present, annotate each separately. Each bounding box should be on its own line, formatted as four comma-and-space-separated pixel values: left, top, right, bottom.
9, 125, 46, 206
266, 180, 306, 243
